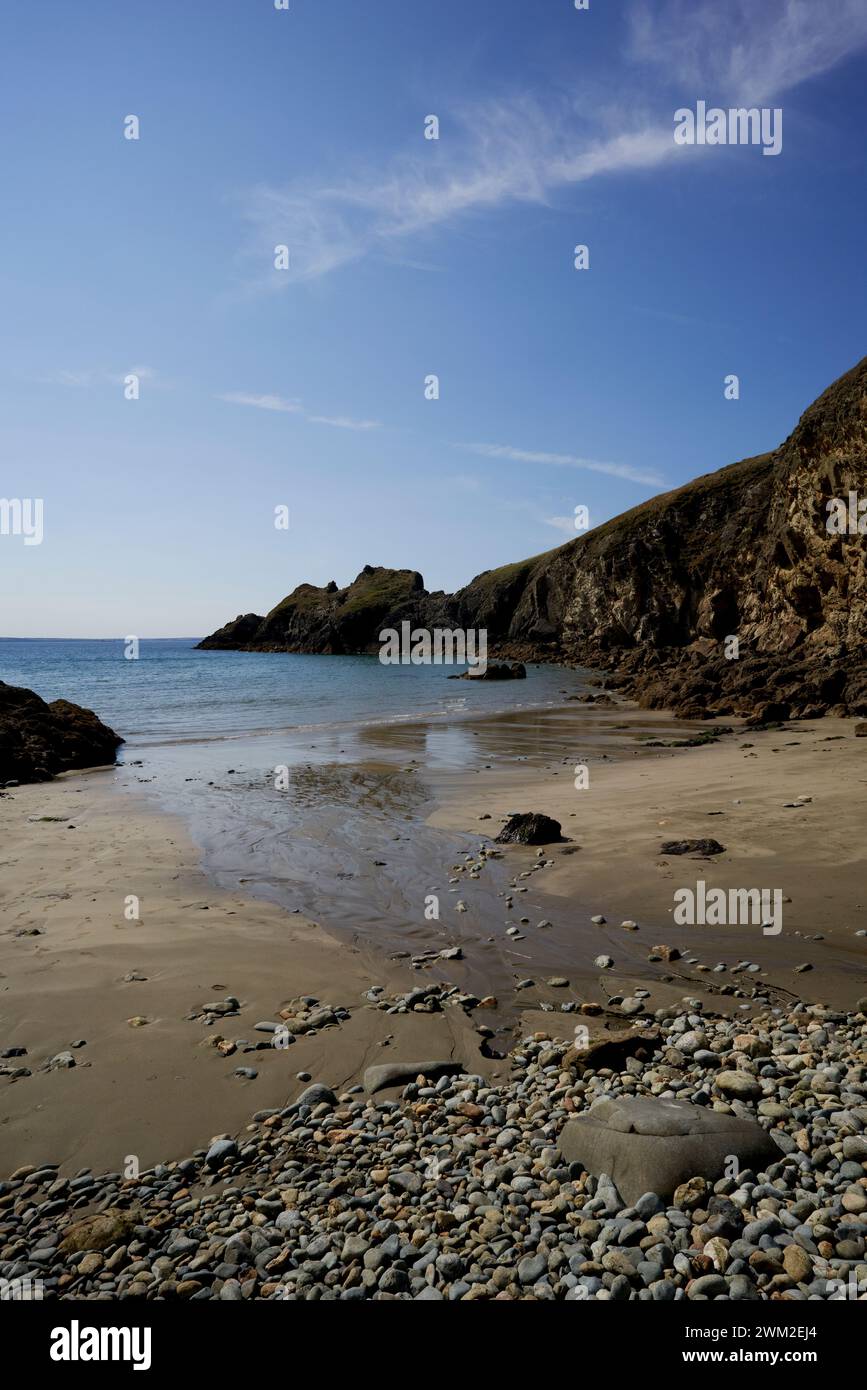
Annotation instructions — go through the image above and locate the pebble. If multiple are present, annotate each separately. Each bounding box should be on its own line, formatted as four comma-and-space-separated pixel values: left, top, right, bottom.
4, 1001, 864, 1304
47, 1052, 76, 1070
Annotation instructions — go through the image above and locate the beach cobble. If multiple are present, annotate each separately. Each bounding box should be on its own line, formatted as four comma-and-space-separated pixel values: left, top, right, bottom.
2, 1001, 865, 1301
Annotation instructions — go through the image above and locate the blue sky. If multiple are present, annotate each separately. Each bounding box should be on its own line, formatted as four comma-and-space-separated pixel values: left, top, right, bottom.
2, 0, 867, 637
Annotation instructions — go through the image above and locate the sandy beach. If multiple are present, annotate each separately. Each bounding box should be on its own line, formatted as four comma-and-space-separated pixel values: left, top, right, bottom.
0, 771, 499, 1177
2, 701, 865, 1179
429, 709, 867, 1017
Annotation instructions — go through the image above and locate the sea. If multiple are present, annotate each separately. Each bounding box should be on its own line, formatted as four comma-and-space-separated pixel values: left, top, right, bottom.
0, 638, 582, 750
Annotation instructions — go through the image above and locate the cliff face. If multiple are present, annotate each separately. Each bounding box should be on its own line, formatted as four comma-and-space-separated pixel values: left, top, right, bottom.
564, 359, 867, 655
550, 356, 867, 718
0, 683, 124, 785
198, 356, 867, 718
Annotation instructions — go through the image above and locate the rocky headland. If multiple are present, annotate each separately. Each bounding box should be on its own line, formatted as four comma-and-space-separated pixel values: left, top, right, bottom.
199, 355, 867, 721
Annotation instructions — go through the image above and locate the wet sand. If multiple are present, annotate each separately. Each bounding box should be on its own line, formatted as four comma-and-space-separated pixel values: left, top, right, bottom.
428, 709, 867, 1020
1, 697, 865, 1177
0, 773, 500, 1177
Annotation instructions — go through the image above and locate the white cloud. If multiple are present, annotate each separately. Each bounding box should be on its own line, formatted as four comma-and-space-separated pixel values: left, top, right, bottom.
629, 0, 867, 105
306, 414, 381, 431
217, 392, 380, 432
54, 369, 98, 387
216, 391, 303, 413
240, 109, 674, 285
545, 515, 582, 536
237, 0, 867, 284
42, 365, 160, 388
458, 441, 664, 490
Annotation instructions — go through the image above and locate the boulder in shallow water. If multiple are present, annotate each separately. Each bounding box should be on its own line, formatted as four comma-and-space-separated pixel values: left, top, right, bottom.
558, 1095, 779, 1205
455, 662, 526, 681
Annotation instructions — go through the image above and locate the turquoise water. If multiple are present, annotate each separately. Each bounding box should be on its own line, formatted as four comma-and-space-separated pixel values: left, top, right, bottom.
0, 638, 590, 748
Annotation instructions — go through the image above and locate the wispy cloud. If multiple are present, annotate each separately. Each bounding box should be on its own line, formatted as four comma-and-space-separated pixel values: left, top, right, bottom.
237, 0, 867, 284
217, 391, 380, 432
544, 515, 582, 537
458, 442, 664, 490
52, 369, 100, 387
306, 414, 381, 431
217, 391, 303, 414
240, 112, 674, 285
41, 365, 159, 388
628, 0, 867, 105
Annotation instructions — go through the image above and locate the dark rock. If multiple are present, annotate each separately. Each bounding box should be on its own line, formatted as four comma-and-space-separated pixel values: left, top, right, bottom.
659, 839, 726, 856
454, 662, 526, 681
495, 812, 563, 845
0, 682, 123, 785
204, 1138, 238, 1169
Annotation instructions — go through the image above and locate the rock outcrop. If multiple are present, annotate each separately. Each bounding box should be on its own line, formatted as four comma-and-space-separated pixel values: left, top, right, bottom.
558, 1095, 780, 1205
0, 682, 123, 785
199, 357, 867, 717
198, 566, 435, 655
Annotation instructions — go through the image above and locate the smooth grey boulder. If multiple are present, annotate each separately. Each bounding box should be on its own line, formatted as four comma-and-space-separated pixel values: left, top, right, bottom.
558, 1095, 778, 1204
288, 1083, 337, 1112
363, 1060, 463, 1095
